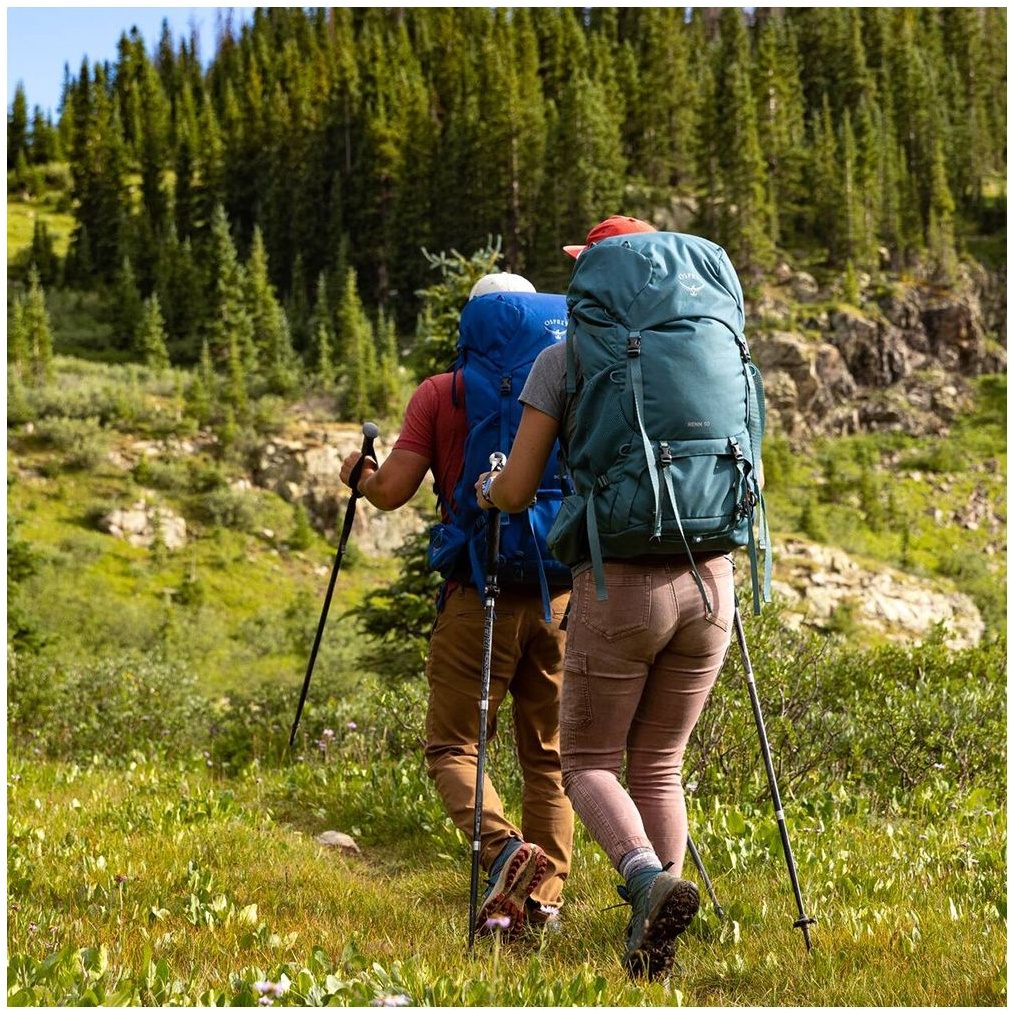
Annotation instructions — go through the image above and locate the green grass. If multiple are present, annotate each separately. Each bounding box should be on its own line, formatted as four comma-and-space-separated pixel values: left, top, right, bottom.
7, 755, 1005, 1007
8, 397, 398, 695
7, 191, 75, 263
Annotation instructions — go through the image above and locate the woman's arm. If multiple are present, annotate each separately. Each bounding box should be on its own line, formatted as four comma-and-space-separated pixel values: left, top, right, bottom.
475, 405, 560, 512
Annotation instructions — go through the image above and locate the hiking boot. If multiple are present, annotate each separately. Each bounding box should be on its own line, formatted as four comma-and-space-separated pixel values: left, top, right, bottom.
618, 870, 699, 980
476, 840, 547, 936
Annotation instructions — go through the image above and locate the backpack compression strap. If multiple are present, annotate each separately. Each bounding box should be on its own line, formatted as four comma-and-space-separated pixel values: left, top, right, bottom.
599, 330, 713, 613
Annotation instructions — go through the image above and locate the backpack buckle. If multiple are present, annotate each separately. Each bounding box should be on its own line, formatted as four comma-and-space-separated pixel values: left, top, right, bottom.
500, 375, 512, 396
658, 441, 673, 466
627, 334, 641, 358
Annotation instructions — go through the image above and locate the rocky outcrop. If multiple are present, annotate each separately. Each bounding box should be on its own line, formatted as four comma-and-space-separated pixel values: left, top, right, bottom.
252, 426, 428, 554
750, 264, 1006, 440
765, 537, 985, 650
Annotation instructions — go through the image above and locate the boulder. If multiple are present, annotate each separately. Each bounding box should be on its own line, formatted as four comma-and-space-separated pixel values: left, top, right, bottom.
99, 501, 187, 550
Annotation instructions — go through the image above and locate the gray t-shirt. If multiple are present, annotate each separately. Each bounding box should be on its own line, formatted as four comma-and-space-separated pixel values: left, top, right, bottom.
519, 341, 572, 444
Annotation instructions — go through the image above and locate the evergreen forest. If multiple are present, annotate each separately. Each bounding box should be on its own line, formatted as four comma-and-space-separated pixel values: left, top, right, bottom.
8, 6, 1007, 420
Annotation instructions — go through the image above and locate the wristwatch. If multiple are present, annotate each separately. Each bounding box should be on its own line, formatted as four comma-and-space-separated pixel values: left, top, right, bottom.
480, 474, 496, 507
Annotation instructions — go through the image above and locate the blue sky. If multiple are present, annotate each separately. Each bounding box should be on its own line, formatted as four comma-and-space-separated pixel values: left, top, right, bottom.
6, 6, 256, 117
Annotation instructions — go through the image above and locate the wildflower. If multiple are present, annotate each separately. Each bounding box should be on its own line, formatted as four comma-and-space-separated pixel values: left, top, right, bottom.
347, 721, 358, 731
485, 914, 511, 931
370, 994, 411, 1007
254, 978, 291, 1005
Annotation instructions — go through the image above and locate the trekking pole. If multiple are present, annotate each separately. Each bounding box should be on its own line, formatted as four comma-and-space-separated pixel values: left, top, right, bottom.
468, 451, 506, 951
733, 604, 816, 951
686, 834, 725, 919
288, 422, 379, 747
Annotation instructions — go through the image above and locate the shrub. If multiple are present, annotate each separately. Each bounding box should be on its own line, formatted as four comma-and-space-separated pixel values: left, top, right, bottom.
689, 607, 1006, 805
32, 415, 110, 471
7, 649, 212, 762
190, 487, 261, 532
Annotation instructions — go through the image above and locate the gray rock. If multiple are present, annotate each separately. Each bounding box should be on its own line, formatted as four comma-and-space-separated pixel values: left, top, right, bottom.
315, 830, 362, 855
99, 501, 187, 550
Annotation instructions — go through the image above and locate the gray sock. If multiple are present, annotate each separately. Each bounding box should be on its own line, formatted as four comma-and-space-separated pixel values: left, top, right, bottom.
618, 847, 662, 882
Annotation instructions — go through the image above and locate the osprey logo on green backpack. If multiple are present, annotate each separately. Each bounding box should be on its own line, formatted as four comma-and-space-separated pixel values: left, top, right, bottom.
546, 231, 772, 613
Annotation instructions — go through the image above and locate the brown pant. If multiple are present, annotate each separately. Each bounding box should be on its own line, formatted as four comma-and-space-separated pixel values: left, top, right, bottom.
424, 583, 573, 906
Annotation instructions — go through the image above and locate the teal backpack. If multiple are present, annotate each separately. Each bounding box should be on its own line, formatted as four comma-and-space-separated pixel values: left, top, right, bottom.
546, 231, 772, 613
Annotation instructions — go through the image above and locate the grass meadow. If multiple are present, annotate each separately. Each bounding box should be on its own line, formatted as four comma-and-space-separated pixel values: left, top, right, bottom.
7, 628, 1007, 1007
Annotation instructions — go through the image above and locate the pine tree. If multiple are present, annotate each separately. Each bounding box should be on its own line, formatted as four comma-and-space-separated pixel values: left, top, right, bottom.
472, 10, 547, 271
110, 257, 144, 350
67, 60, 129, 282
285, 254, 312, 356
7, 83, 29, 170
308, 273, 335, 385
753, 17, 807, 246
184, 339, 214, 426
926, 135, 958, 284
225, 329, 250, 421
137, 60, 172, 239
626, 8, 696, 189
9, 298, 30, 383
809, 97, 842, 261
550, 66, 626, 253
245, 227, 296, 394
206, 204, 255, 373
338, 268, 377, 421
154, 227, 204, 358
838, 110, 871, 269
372, 307, 401, 418
137, 294, 171, 373
711, 9, 774, 275
29, 107, 60, 164
28, 219, 59, 287
22, 267, 54, 387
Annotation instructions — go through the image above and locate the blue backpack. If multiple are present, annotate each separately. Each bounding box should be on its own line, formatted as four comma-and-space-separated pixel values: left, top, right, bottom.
546, 231, 772, 613
427, 290, 572, 619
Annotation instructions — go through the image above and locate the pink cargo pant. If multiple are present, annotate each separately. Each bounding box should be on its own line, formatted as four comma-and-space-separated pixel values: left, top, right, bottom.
560, 555, 734, 876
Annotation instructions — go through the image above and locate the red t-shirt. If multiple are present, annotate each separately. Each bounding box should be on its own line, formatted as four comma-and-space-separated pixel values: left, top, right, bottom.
394, 372, 468, 519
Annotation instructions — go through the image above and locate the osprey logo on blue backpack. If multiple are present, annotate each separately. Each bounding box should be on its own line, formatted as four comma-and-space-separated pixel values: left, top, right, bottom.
427, 290, 573, 618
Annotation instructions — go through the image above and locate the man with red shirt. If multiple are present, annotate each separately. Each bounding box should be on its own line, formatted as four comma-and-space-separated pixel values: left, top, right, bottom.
339, 272, 573, 937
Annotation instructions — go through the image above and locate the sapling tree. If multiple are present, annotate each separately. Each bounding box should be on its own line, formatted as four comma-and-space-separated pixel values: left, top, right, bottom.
137, 294, 171, 373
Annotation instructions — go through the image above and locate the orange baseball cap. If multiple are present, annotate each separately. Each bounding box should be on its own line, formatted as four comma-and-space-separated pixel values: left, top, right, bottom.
562, 215, 656, 258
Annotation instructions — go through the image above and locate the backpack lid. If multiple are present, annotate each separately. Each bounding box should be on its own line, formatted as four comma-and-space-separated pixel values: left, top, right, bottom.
568, 231, 746, 336
457, 291, 568, 369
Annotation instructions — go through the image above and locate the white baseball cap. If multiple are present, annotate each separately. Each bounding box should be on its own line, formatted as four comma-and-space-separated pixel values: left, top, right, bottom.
468, 272, 536, 300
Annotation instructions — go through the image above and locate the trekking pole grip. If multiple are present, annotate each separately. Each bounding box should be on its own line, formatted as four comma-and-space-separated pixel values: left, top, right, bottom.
486, 452, 506, 581
349, 421, 380, 498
